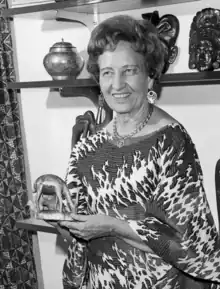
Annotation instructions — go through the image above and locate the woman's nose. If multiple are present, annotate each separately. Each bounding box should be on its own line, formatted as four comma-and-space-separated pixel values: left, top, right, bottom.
112, 73, 125, 90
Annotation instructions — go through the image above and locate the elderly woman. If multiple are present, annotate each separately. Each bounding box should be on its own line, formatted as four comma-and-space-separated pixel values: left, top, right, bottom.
57, 15, 220, 289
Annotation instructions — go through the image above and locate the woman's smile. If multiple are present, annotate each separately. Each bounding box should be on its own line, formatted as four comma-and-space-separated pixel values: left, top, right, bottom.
112, 93, 131, 103
112, 92, 131, 99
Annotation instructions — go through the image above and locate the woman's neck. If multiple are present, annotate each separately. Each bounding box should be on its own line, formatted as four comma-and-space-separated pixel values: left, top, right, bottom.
116, 101, 151, 135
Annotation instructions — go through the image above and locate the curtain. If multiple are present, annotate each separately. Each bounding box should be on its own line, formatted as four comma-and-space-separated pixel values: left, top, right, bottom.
0, 1, 38, 288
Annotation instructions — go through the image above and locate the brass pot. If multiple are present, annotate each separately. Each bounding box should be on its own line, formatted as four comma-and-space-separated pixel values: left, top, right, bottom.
43, 39, 84, 80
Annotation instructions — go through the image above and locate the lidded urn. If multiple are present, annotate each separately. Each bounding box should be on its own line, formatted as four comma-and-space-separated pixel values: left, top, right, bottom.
43, 39, 84, 80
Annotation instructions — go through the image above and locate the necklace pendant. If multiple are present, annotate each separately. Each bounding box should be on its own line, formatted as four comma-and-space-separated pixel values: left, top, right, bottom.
117, 139, 125, 148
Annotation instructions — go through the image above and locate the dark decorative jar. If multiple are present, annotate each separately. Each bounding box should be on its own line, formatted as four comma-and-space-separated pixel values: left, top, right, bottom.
43, 39, 84, 80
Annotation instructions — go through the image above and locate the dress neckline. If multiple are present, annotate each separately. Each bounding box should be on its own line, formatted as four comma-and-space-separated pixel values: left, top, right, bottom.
102, 122, 181, 148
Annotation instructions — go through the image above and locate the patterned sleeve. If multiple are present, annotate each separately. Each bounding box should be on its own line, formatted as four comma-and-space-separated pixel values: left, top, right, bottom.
65, 138, 88, 214
128, 128, 220, 283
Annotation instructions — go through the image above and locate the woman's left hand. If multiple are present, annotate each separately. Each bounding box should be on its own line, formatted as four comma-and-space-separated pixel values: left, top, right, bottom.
58, 214, 115, 241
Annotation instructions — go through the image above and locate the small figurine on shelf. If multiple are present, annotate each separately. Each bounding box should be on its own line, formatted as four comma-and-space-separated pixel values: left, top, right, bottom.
189, 8, 220, 72
43, 39, 84, 80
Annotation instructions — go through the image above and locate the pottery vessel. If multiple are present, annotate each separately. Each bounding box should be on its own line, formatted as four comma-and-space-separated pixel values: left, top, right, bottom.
43, 39, 84, 80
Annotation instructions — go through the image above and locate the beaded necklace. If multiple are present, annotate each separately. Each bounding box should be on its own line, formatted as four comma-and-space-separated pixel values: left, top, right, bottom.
113, 104, 154, 147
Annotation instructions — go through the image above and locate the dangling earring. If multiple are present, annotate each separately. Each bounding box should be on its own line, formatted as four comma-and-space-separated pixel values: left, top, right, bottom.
96, 93, 104, 125
147, 90, 157, 104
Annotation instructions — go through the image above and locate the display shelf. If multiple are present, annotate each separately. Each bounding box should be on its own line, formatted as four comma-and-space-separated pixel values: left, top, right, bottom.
6, 71, 220, 95
3, 0, 199, 17
7, 79, 100, 104
7, 78, 97, 89
158, 71, 220, 86
16, 218, 58, 234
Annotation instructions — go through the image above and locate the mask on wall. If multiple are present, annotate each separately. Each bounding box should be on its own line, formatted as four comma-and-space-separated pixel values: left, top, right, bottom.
189, 8, 220, 72
142, 11, 180, 74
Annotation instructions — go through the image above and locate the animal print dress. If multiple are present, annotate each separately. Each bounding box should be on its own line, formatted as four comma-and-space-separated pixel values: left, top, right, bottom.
62, 123, 220, 289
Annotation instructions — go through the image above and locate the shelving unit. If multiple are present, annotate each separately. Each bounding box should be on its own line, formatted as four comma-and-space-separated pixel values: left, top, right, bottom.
7, 71, 220, 94
4, 0, 218, 95
3, 0, 200, 17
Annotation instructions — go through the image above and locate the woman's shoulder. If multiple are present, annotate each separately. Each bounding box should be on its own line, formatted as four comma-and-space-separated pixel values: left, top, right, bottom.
151, 107, 191, 144
150, 105, 177, 130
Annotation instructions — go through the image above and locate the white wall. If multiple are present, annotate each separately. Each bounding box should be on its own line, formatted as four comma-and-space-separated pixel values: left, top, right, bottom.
12, 0, 220, 288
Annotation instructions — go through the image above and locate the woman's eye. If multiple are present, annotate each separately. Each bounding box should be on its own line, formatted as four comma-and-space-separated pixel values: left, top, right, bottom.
102, 71, 112, 77
124, 68, 137, 76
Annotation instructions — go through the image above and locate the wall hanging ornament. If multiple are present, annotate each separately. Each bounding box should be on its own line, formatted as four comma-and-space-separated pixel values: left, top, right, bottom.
43, 39, 84, 80
189, 8, 220, 72
142, 11, 180, 74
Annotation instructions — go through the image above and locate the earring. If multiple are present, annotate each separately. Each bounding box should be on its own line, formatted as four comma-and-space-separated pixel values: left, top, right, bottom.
96, 93, 104, 125
147, 90, 157, 104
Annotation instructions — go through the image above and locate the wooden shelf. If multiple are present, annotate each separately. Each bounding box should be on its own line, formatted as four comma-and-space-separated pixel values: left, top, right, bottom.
7, 78, 101, 104
3, 0, 199, 17
7, 78, 97, 89
16, 218, 58, 234
6, 72, 220, 94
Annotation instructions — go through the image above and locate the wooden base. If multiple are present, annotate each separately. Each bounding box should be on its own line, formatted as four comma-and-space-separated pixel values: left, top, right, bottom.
16, 218, 58, 234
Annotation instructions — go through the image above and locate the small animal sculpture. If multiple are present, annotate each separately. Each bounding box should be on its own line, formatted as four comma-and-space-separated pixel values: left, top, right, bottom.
29, 174, 76, 221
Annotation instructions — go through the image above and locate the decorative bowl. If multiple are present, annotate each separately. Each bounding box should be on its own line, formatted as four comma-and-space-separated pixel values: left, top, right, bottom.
43, 39, 84, 80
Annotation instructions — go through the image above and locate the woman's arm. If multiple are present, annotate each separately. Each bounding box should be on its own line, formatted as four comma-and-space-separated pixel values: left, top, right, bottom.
124, 133, 220, 283
60, 212, 154, 253
62, 138, 90, 289
110, 218, 155, 253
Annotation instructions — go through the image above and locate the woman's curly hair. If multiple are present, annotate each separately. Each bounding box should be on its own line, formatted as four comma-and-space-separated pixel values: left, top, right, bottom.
87, 15, 165, 82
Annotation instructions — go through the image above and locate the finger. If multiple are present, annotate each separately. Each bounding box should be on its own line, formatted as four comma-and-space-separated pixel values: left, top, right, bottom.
69, 229, 81, 237
59, 220, 74, 229
59, 220, 80, 229
59, 217, 85, 229
70, 213, 87, 222
69, 229, 88, 240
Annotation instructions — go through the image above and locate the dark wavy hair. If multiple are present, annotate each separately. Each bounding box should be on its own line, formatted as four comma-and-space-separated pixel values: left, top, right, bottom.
87, 15, 165, 82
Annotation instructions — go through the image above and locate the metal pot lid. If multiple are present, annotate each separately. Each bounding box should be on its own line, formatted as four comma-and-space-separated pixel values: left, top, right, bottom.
51, 39, 76, 48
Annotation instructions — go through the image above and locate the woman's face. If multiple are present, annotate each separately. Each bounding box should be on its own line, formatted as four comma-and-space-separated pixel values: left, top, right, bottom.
98, 41, 152, 115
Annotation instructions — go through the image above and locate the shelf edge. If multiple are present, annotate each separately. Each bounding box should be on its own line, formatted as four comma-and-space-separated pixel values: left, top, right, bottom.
3, 0, 200, 17
7, 78, 97, 89
6, 71, 220, 89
